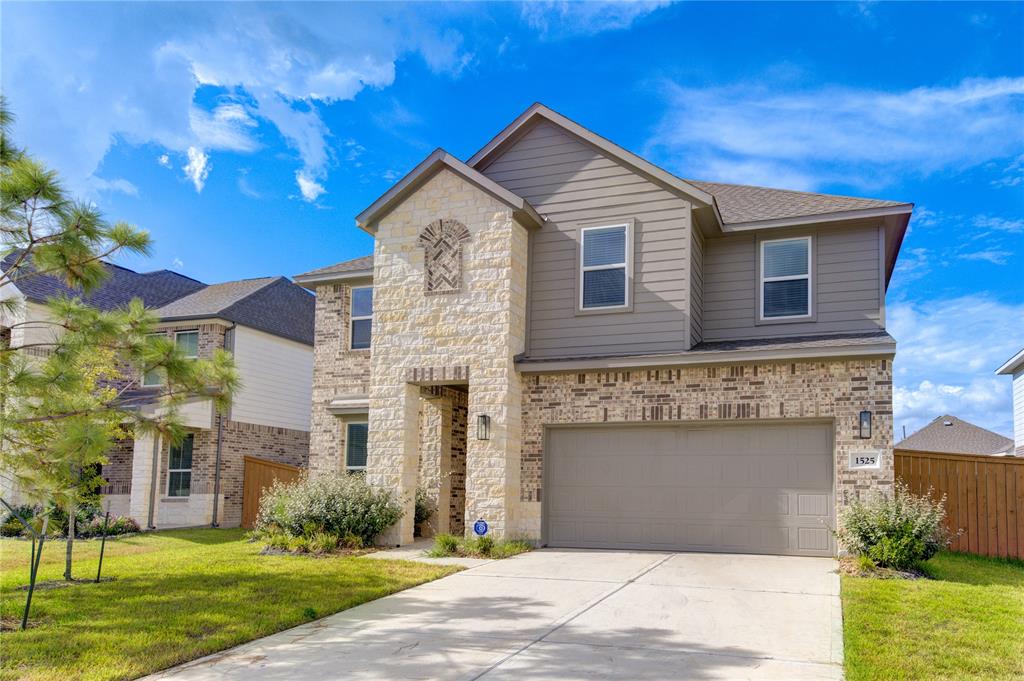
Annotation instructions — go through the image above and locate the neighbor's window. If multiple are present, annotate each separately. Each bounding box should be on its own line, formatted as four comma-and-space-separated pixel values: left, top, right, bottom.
142, 333, 166, 386
174, 330, 199, 358
345, 422, 368, 471
760, 237, 811, 319
167, 434, 194, 497
350, 287, 373, 350
580, 224, 629, 310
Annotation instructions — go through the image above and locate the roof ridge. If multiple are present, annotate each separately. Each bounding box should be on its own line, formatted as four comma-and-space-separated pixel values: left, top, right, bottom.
686, 178, 909, 205
216, 276, 286, 317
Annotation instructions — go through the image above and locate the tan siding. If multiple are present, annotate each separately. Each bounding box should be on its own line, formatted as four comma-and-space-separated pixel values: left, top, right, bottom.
482, 120, 692, 359
702, 225, 882, 341
690, 223, 704, 345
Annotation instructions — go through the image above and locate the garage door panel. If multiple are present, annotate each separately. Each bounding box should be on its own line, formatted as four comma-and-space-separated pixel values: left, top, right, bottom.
545, 423, 835, 557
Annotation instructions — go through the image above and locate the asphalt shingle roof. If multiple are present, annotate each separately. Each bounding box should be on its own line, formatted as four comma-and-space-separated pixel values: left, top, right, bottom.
154, 277, 315, 346
896, 415, 1015, 457
686, 180, 909, 225
295, 255, 374, 280
2, 252, 205, 310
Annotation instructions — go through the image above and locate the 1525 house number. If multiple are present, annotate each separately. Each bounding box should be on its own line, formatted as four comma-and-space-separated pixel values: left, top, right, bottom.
849, 451, 882, 469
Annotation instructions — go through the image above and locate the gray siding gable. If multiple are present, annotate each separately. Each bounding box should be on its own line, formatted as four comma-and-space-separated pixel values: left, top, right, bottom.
480, 120, 694, 359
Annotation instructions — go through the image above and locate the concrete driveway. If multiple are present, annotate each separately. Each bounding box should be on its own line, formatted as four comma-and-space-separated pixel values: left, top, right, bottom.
148, 549, 843, 680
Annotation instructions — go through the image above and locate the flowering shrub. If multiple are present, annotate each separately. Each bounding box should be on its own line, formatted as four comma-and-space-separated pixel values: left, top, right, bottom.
77, 515, 140, 538
836, 481, 951, 569
254, 473, 402, 547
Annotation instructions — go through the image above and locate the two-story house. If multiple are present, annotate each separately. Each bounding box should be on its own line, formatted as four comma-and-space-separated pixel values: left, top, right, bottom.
295, 103, 912, 556
1, 256, 314, 528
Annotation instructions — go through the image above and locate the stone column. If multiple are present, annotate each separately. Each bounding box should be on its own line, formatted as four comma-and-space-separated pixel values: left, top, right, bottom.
418, 392, 453, 537
128, 433, 160, 528
370, 382, 420, 546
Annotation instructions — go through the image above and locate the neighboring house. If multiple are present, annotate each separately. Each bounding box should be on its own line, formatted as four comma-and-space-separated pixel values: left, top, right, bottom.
295, 103, 912, 557
997, 347, 1024, 456
0, 256, 314, 528
895, 415, 1015, 458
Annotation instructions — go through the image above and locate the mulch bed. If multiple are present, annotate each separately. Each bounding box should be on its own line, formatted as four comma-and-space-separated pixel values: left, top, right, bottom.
258, 546, 376, 558
838, 556, 926, 580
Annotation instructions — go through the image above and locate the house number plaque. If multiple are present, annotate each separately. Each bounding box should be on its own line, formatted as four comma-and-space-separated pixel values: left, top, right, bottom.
849, 450, 882, 470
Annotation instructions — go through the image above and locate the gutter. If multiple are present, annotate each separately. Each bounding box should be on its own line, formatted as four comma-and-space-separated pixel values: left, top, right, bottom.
515, 340, 897, 373
293, 268, 374, 287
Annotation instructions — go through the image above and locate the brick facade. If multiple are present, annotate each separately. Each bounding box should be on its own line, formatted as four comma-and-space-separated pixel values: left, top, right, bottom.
517, 358, 894, 538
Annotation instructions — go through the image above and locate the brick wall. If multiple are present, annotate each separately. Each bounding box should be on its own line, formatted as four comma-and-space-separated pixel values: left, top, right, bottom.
100, 435, 135, 494
519, 357, 894, 537
308, 283, 372, 474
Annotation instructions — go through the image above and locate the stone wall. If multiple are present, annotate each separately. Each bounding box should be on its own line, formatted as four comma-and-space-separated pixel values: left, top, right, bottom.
518, 357, 894, 538
367, 168, 529, 544
308, 282, 372, 474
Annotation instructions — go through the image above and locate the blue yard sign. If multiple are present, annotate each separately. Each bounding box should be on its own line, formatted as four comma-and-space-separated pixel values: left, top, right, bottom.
473, 519, 488, 536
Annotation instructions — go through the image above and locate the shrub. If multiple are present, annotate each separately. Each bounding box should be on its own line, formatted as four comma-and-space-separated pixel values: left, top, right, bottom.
429, 533, 460, 557
77, 515, 140, 538
488, 539, 533, 559
1, 517, 25, 537
254, 473, 402, 547
414, 487, 435, 534
341, 532, 363, 550
836, 481, 951, 570
307, 531, 340, 555
470, 535, 495, 557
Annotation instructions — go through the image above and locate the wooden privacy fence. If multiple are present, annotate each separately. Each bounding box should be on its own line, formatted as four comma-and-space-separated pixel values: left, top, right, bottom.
895, 449, 1024, 560
241, 456, 303, 529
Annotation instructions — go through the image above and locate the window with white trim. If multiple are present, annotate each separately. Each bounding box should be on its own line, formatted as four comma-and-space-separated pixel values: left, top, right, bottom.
167, 434, 194, 497
174, 330, 199, 358
580, 224, 629, 310
350, 287, 373, 350
345, 422, 368, 470
760, 237, 811, 319
142, 333, 166, 386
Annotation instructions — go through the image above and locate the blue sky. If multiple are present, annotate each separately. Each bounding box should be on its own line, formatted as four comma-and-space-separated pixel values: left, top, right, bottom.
2, 1, 1023, 438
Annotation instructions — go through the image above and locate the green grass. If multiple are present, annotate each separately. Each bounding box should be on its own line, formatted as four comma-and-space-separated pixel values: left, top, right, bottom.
842, 552, 1024, 681
0, 528, 459, 681
426, 533, 533, 559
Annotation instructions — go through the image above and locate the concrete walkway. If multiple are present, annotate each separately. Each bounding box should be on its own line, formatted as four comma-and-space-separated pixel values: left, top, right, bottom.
147, 549, 844, 680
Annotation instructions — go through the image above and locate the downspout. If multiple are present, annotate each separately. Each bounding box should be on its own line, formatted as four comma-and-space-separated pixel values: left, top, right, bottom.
211, 323, 235, 527
147, 434, 160, 529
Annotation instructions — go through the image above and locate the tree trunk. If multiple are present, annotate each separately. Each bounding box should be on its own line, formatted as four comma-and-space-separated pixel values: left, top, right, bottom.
64, 501, 75, 581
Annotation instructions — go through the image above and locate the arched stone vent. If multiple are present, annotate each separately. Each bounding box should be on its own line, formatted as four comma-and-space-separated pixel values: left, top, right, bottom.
418, 219, 471, 295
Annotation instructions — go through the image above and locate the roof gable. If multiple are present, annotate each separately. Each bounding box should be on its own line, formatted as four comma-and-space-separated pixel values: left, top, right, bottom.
896, 414, 1015, 456
355, 149, 543, 233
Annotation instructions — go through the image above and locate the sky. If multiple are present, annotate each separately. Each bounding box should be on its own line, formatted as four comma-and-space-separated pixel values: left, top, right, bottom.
2, 1, 1022, 439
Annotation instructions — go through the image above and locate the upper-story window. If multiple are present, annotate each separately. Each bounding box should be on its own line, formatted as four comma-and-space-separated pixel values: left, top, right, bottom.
580, 224, 630, 310
142, 332, 166, 387
350, 286, 373, 350
760, 237, 812, 320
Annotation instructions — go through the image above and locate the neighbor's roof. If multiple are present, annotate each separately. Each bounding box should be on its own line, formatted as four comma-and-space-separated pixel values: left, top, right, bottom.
153, 277, 315, 346
2, 251, 205, 310
996, 347, 1024, 376
294, 255, 374, 284
685, 180, 911, 227
896, 415, 1015, 457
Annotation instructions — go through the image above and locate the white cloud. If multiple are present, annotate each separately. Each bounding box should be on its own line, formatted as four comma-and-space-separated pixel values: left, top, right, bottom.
649, 77, 1024, 190
958, 249, 1013, 265
183, 147, 210, 192
973, 214, 1024, 234
521, 1, 670, 37
295, 171, 325, 202
157, 154, 171, 168
992, 153, 1024, 187
889, 295, 1024, 438
1, 3, 476, 200
87, 177, 139, 197
172, 257, 184, 269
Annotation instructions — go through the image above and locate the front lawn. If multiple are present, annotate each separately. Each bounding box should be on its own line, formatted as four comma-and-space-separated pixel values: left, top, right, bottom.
842, 552, 1024, 680
0, 528, 459, 681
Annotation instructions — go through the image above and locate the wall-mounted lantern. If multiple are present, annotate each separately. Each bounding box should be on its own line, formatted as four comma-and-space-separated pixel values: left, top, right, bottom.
476, 414, 491, 441
858, 410, 872, 439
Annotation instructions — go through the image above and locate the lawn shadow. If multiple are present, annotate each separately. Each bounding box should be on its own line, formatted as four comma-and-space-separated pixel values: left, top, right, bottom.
922, 551, 1024, 587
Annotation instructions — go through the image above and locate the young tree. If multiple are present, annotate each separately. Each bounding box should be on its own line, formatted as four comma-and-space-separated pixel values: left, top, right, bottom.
1, 99, 238, 582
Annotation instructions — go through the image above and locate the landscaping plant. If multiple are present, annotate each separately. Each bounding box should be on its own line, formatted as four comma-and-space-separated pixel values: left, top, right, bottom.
836, 480, 951, 570
253, 473, 402, 549
428, 533, 532, 559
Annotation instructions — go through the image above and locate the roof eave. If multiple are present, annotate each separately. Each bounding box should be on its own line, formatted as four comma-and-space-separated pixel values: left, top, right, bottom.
996, 347, 1024, 375
293, 269, 374, 287
721, 204, 914, 232
355, 149, 544, 234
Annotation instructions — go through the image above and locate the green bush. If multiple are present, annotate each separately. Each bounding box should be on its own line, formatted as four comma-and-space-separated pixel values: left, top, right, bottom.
1, 517, 25, 537
429, 533, 460, 556
470, 535, 495, 557
307, 531, 339, 555
836, 481, 951, 570
254, 473, 402, 547
427, 533, 532, 559
76, 515, 140, 538
414, 487, 434, 533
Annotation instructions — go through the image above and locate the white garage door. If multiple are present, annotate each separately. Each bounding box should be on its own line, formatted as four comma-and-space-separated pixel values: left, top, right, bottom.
544, 422, 834, 556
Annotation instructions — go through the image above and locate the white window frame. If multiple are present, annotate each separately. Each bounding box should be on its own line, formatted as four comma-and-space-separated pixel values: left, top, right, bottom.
349, 286, 373, 351
174, 330, 200, 359
166, 433, 194, 497
579, 223, 631, 311
345, 421, 369, 471
759, 236, 813, 321
142, 333, 166, 387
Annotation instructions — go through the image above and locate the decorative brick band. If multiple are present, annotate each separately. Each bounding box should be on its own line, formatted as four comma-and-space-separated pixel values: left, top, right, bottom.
406, 365, 470, 385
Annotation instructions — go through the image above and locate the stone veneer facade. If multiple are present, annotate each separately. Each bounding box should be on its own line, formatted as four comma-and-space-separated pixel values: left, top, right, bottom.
367, 168, 529, 544
517, 359, 894, 538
